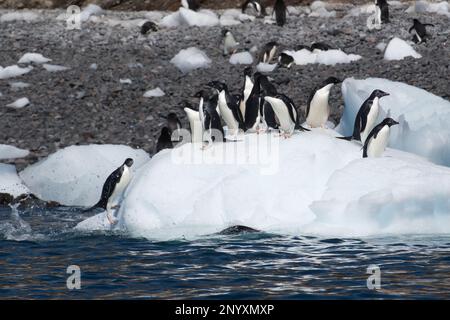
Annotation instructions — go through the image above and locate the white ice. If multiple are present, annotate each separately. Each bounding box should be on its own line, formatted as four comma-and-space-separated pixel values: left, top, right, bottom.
384, 37, 421, 61
309, 1, 336, 17
0, 11, 38, 22
18, 53, 51, 64
80, 4, 103, 22
43, 64, 70, 72
9, 81, 30, 89
160, 8, 219, 28
337, 77, 450, 167
77, 130, 450, 239
406, 1, 450, 17
0, 65, 33, 80
6, 97, 30, 109
283, 48, 361, 66
256, 63, 278, 73
19, 145, 150, 207
229, 52, 253, 65
0, 145, 29, 160
143, 87, 165, 98
0, 164, 30, 198
219, 9, 254, 26
170, 47, 211, 73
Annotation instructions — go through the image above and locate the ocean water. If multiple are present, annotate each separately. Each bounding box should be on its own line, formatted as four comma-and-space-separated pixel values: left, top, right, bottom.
1, 205, 450, 299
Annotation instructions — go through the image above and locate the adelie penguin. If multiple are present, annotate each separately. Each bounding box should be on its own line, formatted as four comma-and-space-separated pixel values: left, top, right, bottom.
181, 0, 200, 11
239, 66, 254, 122
84, 158, 134, 225
310, 42, 333, 53
184, 107, 203, 143
140, 21, 158, 35
363, 118, 399, 158
258, 74, 279, 131
278, 52, 294, 69
241, 0, 266, 17
222, 29, 239, 56
375, 0, 389, 24
207, 81, 244, 137
198, 89, 225, 148
156, 127, 174, 153
264, 94, 310, 138
260, 41, 278, 63
409, 19, 434, 44
273, 0, 287, 27
166, 112, 183, 142
244, 72, 263, 132
305, 77, 341, 128
338, 89, 389, 144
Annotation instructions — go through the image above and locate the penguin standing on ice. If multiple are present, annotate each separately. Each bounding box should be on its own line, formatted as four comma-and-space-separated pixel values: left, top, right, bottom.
184, 107, 203, 143
273, 0, 287, 27
84, 158, 134, 225
181, 0, 200, 11
207, 81, 244, 136
140, 21, 158, 35
242, 0, 266, 17
264, 94, 309, 138
260, 41, 278, 63
258, 74, 279, 131
156, 127, 174, 153
305, 77, 341, 128
244, 72, 263, 132
363, 118, 399, 158
239, 66, 254, 122
201, 90, 225, 148
409, 19, 434, 44
222, 29, 239, 56
375, 0, 389, 24
338, 89, 389, 144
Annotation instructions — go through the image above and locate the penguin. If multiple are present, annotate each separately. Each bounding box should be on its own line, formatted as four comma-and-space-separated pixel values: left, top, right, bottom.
166, 112, 183, 142
222, 29, 239, 56
184, 107, 203, 143
239, 66, 254, 122
84, 158, 134, 225
140, 21, 158, 35
278, 52, 294, 68
363, 118, 399, 158
201, 89, 225, 147
310, 42, 333, 53
409, 19, 434, 44
207, 81, 244, 136
244, 72, 263, 132
181, 0, 200, 11
305, 77, 341, 128
260, 41, 278, 63
258, 74, 279, 131
241, 0, 266, 17
375, 0, 389, 24
338, 90, 389, 144
156, 127, 173, 153
273, 0, 287, 27
264, 94, 309, 138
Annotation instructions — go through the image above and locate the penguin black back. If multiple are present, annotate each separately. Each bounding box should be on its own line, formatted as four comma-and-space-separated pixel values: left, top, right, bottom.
376, 0, 389, 23
273, 0, 287, 27
363, 118, 399, 158
156, 127, 174, 153
140, 21, 158, 35
409, 19, 434, 43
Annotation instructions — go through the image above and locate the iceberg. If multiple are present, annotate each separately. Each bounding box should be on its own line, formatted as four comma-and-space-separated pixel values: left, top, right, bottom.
77, 130, 450, 239
337, 77, 450, 166
20, 145, 150, 207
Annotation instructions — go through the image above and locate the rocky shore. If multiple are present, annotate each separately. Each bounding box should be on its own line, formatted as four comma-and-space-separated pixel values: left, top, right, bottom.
0, 2, 449, 171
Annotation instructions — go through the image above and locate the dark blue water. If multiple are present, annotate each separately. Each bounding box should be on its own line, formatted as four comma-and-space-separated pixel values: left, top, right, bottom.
1, 205, 450, 299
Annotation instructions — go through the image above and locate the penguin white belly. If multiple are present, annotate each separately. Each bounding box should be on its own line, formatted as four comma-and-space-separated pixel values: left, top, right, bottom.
224, 36, 237, 55
184, 108, 203, 143
109, 166, 131, 206
239, 79, 253, 121
414, 30, 422, 43
368, 126, 390, 158
306, 91, 330, 128
361, 99, 380, 144
218, 91, 238, 133
265, 97, 295, 134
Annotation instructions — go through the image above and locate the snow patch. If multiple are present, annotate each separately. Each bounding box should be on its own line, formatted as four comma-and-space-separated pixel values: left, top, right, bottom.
0, 11, 39, 22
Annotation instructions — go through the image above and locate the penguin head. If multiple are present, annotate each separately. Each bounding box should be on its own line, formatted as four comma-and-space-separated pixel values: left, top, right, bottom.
266, 41, 278, 49
221, 29, 230, 37
323, 77, 341, 86
243, 66, 253, 77
124, 158, 134, 167
371, 89, 390, 99
167, 112, 179, 122
382, 118, 399, 127
206, 81, 227, 92
413, 18, 420, 25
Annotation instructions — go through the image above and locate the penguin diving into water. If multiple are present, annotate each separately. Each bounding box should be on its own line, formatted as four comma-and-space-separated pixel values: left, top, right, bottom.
409, 19, 434, 44
222, 29, 239, 56
363, 118, 399, 158
337, 89, 389, 144
84, 158, 134, 225
273, 0, 287, 27
264, 94, 310, 138
207, 81, 244, 138
241, 0, 266, 17
305, 77, 341, 128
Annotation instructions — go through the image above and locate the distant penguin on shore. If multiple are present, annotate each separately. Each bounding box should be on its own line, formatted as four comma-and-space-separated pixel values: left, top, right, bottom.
156, 127, 174, 153
273, 0, 287, 27
84, 158, 134, 225
260, 41, 278, 63
140, 21, 158, 35
338, 89, 389, 144
278, 52, 294, 68
242, 0, 266, 17
181, 0, 200, 11
305, 77, 341, 128
409, 19, 434, 44
363, 118, 399, 158
222, 29, 239, 55
375, 0, 389, 24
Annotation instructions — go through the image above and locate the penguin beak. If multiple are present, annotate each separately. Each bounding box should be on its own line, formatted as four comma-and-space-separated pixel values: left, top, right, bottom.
381, 92, 390, 97
393, 120, 399, 125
